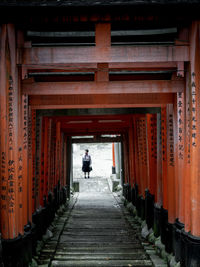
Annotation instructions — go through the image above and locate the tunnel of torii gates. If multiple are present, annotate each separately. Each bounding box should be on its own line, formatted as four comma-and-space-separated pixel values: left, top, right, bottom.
0, 2, 200, 266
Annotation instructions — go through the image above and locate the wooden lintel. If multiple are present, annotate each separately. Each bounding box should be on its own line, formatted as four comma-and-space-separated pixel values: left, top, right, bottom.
29, 93, 173, 109
61, 122, 129, 130
48, 114, 132, 123
31, 104, 166, 109
63, 128, 126, 135
23, 80, 184, 95
21, 62, 177, 72
21, 45, 189, 65
71, 136, 122, 143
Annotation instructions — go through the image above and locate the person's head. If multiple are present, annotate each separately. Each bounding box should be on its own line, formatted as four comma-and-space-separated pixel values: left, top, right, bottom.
85, 149, 89, 154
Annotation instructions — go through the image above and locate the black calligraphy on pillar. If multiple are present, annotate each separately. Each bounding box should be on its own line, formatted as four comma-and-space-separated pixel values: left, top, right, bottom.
161, 109, 166, 162
150, 115, 157, 161
32, 110, 36, 201
8, 158, 15, 213
23, 95, 28, 151
168, 114, 174, 167
186, 92, 190, 164
153, 115, 157, 161
56, 133, 60, 183
41, 119, 45, 197
18, 147, 23, 209
1, 152, 7, 211
28, 108, 32, 160
177, 92, 184, 160
35, 116, 42, 201
142, 118, 147, 166
8, 76, 14, 151
137, 119, 143, 167
191, 72, 197, 148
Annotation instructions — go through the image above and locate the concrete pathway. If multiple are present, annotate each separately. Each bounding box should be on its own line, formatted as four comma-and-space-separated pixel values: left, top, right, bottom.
37, 178, 165, 267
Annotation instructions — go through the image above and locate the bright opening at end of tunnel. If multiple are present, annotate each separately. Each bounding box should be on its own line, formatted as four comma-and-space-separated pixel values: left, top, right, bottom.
73, 143, 113, 180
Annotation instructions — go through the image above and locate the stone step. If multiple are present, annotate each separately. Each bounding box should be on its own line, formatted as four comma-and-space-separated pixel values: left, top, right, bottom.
41, 248, 145, 254
43, 242, 144, 249
61, 230, 138, 235
51, 259, 153, 266
53, 253, 149, 260
37, 179, 155, 267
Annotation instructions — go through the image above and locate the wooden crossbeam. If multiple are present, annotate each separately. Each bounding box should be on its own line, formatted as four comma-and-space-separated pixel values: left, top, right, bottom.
63, 127, 127, 135
61, 121, 129, 130
22, 62, 177, 72
71, 136, 122, 143
21, 45, 189, 65
23, 80, 184, 95
21, 62, 178, 79
29, 93, 173, 109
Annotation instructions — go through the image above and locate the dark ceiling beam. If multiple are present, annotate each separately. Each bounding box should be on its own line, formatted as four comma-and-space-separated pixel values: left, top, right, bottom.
23, 80, 184, 95
21, 45, 189, 65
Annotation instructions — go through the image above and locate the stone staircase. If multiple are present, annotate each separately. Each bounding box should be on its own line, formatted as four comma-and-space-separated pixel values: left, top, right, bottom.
36, 178, 154, 267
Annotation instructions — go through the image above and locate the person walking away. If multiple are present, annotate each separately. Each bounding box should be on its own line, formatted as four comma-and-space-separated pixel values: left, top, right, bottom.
82, 149, 92, 179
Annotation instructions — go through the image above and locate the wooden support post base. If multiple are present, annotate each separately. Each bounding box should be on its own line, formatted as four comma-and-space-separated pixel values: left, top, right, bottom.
172, 219, 185, 263
160, 207, 168, 246
2, 234, 31, 267
123, 183, 129, 200
153, 204, 161, 238
131, 186, 136, 206
112, 166, 116, 174
0, 235, 3, 267
136, 195, 145, 221
123, 183, 132, 203
145, 189, 155, 230
165, 222, 174, 254
181, 231, 200, 267
32, 208, 50, 241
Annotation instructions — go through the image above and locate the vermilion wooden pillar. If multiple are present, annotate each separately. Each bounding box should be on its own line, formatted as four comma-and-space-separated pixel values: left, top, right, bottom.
184, 67, 191, 232
123, 133, 129, 185
22, 94, 29, 228
55, 122, 61, 185
173, 93, 179, 220
136, 117, 143, 196
128, 118, 135, 187
135, 115, 148, 198
166, 104, 176, 224
161, 108, 168, 211
50, 122, 56, 192
61, 133, 65, 187
43, 117, 49, 200
156, 113, 163, 207
146, 114, 157, 198
142, 116, 148, 197
31, 110, 36, 213
0, 24, 20, 239
35, 116, 42, 209
112, 143, 116, 173
17, 72, 23, 235
64, 136, 67, 187
176, 92, 185, 224
133, 116, 139, 188
40, 118, 45, 206
47, 119, 52, 194
189, 21, 200, 237
28, 107, 32, 223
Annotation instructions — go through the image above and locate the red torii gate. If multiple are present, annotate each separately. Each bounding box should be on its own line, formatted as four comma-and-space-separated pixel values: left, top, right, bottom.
0, 4, 200, 266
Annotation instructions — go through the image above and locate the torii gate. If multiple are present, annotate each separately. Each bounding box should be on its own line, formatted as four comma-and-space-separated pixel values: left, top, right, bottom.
0, 3, 200, 266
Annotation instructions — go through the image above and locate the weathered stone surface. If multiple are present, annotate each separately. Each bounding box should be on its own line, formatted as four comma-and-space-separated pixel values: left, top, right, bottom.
37, 178, 155, 266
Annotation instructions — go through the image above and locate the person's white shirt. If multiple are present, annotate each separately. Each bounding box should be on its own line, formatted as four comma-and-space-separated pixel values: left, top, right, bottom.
82, 154, 92, 165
